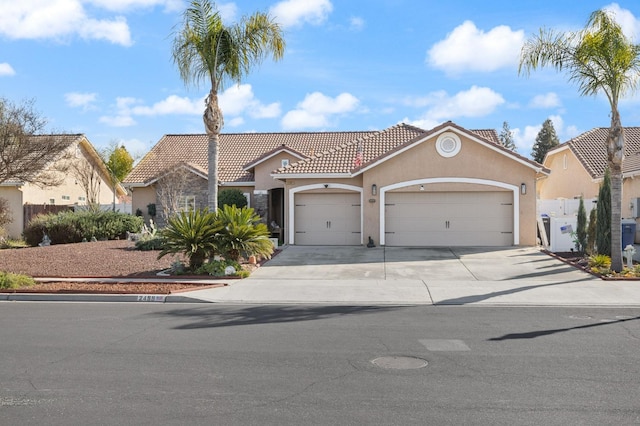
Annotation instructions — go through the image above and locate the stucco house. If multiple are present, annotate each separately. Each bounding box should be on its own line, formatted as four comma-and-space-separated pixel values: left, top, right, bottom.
539, 127, 640, 214
0, 134, 126, 239
124, 121, 547, 247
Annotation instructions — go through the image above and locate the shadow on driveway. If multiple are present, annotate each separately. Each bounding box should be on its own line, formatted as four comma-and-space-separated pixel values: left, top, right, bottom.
434, 277, 596, 305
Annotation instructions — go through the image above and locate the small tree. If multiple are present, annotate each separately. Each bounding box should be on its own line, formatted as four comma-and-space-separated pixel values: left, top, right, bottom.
531, 118, 560, 163
218, 189, 248, 209
576, 197, 587, 253
596, 169, 611, 256
103, 142, 134, 211
499, 121, 517, 151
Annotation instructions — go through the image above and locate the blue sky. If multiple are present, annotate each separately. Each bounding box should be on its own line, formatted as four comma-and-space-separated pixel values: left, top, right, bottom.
2, 1, 640, 160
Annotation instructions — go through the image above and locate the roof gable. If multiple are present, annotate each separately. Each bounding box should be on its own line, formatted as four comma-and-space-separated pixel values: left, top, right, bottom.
546, 127, 640, 178
242, 145, 308, 171
272, 122, 546, 177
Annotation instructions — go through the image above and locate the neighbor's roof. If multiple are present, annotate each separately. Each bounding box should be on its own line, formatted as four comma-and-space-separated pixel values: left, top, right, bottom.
548, 127, 640, 178
123, 125, 504, 186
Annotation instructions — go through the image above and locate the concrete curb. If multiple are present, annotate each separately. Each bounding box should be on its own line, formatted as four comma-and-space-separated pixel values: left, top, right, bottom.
0, 293, 212, 303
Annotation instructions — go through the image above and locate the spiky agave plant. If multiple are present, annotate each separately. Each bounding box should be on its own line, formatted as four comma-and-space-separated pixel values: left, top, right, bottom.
216, 204, 273, 262
157, 208, 221, 270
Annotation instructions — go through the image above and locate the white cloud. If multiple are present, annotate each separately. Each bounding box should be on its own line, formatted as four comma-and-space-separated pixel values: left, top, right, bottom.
219, 84, 281, 119
402, 86, 504, 129
349, 17, 364, 31
604, 3, 640, 41
0, 63, 15, 76
99, 84, 280, 128
529, 92, 561, 109
427, 20, 524, 73
270, 0, 333, 29
282, 92, 359, 130
132, 95, 204, 116
87, 0, 183, 13
0, 0, 132, 46
65, 92, 98, 110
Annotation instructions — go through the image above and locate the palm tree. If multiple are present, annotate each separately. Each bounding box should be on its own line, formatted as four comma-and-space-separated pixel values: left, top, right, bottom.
519, 9, 640, 271
172, 0, 285, 210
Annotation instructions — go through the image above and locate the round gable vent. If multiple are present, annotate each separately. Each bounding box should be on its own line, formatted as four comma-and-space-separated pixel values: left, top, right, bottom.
436, 132, 461, 158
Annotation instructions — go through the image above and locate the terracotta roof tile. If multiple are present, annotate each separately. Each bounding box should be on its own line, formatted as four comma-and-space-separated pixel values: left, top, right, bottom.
553, 127, 640, 178
124, 131, 372, 185
124, 124, 511, 184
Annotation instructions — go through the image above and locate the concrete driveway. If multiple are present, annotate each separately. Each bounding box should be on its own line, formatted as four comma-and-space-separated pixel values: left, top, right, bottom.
180, 245, 640, 306
249, 245, 590, 282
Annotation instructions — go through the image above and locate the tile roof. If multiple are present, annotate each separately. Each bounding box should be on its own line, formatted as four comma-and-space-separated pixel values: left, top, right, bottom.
552, 127, 640, 178
274, 122, 542, 176
124, 131, 373, 185
123, 124, 508, 185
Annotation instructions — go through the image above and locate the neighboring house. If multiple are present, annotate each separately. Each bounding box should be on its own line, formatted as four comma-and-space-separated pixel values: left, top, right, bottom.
0, 134, 127, 239
538, 127, 640, 217
538, 127, 640, 245
124, 121, 548, 247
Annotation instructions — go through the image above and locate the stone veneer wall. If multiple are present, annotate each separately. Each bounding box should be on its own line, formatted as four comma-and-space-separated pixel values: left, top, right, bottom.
253, 192, 268, 223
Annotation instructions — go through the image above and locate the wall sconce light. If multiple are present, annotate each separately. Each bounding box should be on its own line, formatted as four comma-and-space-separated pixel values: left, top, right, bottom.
420, 184, 425, 191
520, 183, 526, 195
371, 184, 377, 196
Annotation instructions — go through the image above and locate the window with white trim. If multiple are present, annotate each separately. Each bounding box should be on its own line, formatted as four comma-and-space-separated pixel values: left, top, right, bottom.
563, 154, 568, 169
281, 158, 290, 167
178, 195, 196, 211
243, 192, 251, 208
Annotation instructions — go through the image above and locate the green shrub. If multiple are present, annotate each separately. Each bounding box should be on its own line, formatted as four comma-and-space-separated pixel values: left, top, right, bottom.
587, 208, 597, 255
0, 238, 28, 249
216, 205, 273, 262
218, 189, 248, 209
134, 219, 164, 251
157, 209, 221, 270
596, 168, 611, 256
588, 254, 611, 269
135, 237, 164, 251
0, 271, 35, 289
195, 259, 242, 276
23, 211, 144, 246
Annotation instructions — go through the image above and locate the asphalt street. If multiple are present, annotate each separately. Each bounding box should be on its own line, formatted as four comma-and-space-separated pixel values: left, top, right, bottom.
1, 303, 639, 425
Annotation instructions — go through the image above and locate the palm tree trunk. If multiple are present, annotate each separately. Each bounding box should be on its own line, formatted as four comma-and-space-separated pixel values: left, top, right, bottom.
608, 108, 625, 272
204, 89, 224, 210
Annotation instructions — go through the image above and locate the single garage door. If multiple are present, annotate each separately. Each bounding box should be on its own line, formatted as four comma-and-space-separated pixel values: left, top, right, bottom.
294, 193, 361, 245
385, 191, 513, 246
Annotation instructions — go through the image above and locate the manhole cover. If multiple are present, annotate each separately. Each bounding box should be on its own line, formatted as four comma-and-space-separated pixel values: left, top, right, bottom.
371, 356, 428, 370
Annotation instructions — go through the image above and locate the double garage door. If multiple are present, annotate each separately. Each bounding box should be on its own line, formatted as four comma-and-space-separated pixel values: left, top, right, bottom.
294, 193, 361, 245
293, 191, 513, 246
385, 191, 513, 246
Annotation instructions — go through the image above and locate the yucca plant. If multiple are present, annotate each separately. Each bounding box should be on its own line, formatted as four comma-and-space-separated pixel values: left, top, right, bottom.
216, 205, 273, 262
157, 208, 221, 270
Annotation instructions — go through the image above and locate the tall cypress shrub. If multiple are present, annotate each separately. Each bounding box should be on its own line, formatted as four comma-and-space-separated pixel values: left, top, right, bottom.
576, 197, 587, 253
596, 169, 611, 256
587, 208, 597, 255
